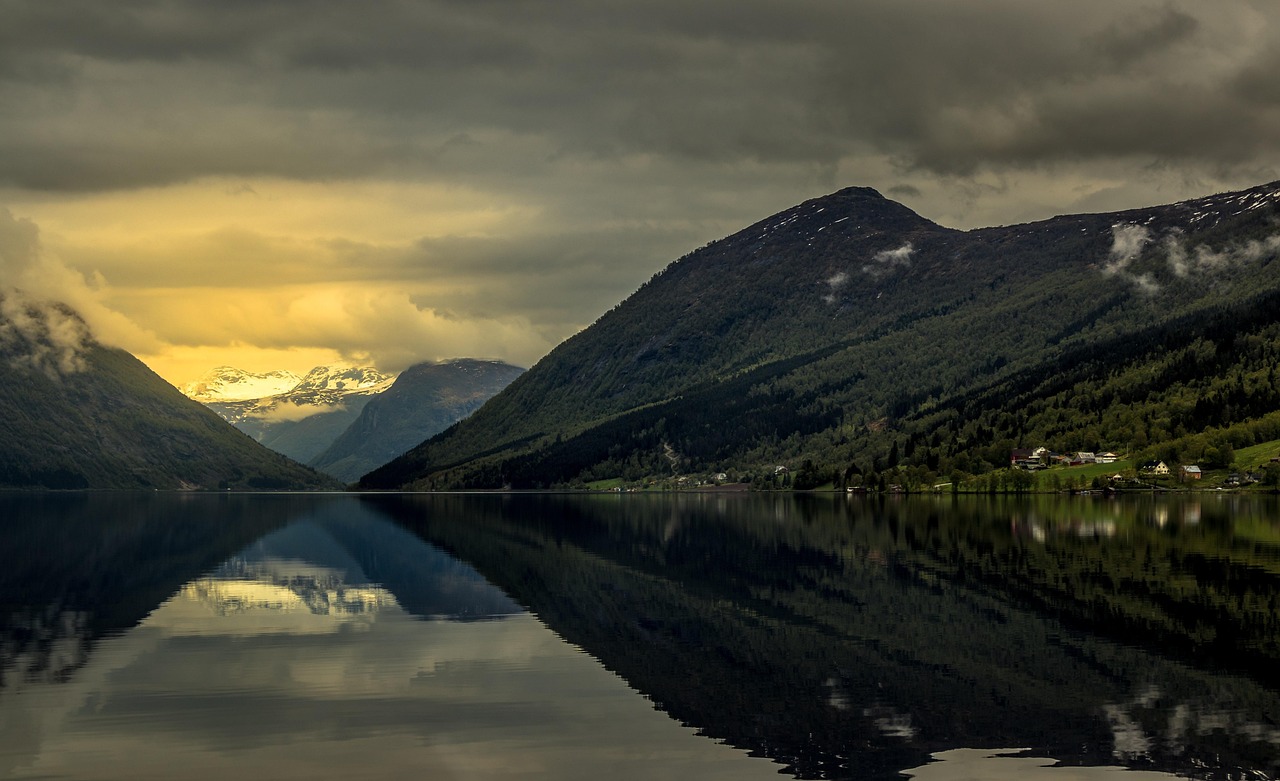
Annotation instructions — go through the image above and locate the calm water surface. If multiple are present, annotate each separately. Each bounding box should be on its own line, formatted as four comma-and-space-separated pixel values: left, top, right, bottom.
2, 492, 1279, 780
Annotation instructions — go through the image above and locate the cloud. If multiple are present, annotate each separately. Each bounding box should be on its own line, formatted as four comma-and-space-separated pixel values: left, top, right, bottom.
0, 208, 93, 374
1104, 224, 1151, 275
0, 207, 163, 368
0, 294, 91, 375
3, 1, 1280, 382
1099, 223, 1162, 295
251, 399, 342, 424
1130, 273, 1161, 297
1088, 5, 1199, 69
1, 2, 1278, 196
1164, 234, 1190, 277
112, 284, 556, 377
861, 243, 915, 278
1165, 233, 1280, 277
1101, 222, 1280, 296
821, 271, 849, 304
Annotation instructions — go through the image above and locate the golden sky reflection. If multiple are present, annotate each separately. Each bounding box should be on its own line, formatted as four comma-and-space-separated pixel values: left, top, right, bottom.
0, 563, 778, 781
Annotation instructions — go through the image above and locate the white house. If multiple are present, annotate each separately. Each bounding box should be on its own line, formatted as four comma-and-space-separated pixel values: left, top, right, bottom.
1140, 461, 1170, 476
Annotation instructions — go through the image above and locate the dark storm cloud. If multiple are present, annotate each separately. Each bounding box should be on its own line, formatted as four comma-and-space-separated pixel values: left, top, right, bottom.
3, 0, 1278, 377
1088, 5, 1200, 68
2, 0, 1278, 194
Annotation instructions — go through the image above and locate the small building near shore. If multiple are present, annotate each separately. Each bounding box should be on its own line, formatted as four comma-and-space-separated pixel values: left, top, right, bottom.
1140, 461, 1170, 476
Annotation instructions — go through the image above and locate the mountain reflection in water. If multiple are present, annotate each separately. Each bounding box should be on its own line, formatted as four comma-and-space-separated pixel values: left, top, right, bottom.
370, 492, 1280, 781
1, 492, 1279, 780
0, 494, 773, 781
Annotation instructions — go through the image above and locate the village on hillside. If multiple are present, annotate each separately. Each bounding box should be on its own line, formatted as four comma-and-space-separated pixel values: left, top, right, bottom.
1011, 446, 1280, 490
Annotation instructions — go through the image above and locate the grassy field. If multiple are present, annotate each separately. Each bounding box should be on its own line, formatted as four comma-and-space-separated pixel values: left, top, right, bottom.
1235, 439, 1280, 471
1032, 459, 1134, 488
583, 477, 626, 491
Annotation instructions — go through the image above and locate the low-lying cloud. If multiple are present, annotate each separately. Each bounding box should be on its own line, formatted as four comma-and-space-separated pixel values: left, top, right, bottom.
0, 206, 162, 375
1165, 233, 1280, 277
822, 271, 849, 304
0, 294, 92, 375
0, 208, 92, 375
861, 243, 915, 279
1099, 220, 1280, 297
1100, 223, 1160, 296
252, 399, 343, 424
1104, 224, 1151, 275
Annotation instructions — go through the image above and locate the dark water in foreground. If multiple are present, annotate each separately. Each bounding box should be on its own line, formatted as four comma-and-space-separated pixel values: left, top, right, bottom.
2, 492, 1280, 780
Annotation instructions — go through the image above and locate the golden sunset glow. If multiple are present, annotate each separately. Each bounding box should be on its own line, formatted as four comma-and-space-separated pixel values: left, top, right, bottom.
3, 179, 555, 383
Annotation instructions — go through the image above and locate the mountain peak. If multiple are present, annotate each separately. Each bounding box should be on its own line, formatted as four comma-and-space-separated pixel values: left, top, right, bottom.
730, 184, 941, 253
179, 366, 302, 403
313, 359, 524, 483
291, 364, 395, 396
830, 185, 887, 200
183, 363, 396, 405
0, 292, 95, 377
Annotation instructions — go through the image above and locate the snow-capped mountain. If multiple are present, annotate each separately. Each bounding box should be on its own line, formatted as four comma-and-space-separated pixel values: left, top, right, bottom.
180, 364, 394, 406
183, 363, 397, 465
180, 367, 303, 403
284, 364, 395, 405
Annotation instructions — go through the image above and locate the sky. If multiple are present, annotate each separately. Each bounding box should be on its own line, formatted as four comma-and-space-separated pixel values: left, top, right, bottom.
1, 0, 1279, 386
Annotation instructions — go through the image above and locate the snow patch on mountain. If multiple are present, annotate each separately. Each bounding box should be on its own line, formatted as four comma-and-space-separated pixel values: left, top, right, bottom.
182, 363, 396, 407
289, 364, 395, 401
181, 366, 303, 403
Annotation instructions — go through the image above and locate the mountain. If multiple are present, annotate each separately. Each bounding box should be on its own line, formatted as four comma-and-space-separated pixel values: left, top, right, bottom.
362, 181, 1280, 490
287, 364, 395, 403
181, 366, 302, 403
0, 297, 336, 490
199, 364, 395, 464
311, 359, 523, 482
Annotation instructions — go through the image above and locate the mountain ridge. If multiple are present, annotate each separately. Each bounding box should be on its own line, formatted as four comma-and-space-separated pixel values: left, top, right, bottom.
362, 180, 1280, 490
309, 359, 524, 482
181, 366, 303, 403
0, 296, 336, 490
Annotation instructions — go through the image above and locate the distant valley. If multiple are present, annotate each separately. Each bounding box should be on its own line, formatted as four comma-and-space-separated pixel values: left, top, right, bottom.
185, 364, 396, 465
182, 360, 523, 482
0, 290, 521, 489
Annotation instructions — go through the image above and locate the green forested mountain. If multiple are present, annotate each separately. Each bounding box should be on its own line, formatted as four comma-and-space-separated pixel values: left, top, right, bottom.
310, 359, 523, 482
0, 298, 336, 490
362, 182, 1280, 490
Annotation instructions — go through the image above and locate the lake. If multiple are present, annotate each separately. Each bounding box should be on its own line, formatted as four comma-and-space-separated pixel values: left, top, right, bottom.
2, 492, 1279, 780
